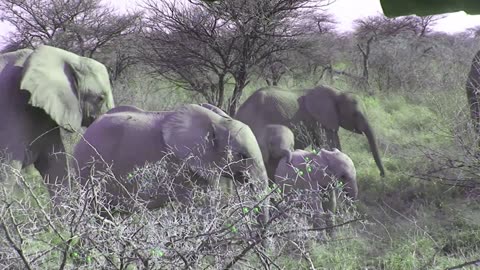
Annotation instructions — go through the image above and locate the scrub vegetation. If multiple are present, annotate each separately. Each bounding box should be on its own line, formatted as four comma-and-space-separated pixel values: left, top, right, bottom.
1, 0, 480, 269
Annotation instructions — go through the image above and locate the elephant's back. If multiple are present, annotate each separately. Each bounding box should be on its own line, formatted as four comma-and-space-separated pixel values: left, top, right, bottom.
275, 149, 322, 190
0, 49, 33, 71
73, 111, 169, 179
236, 88, 302, 131
106, 105, 144, 114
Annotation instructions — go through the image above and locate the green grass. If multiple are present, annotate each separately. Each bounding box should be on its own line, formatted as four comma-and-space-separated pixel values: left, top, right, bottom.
9, 71, 480, 269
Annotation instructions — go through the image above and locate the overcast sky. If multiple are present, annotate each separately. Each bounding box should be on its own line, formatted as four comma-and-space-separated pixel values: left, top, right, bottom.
1, 0, 480, 47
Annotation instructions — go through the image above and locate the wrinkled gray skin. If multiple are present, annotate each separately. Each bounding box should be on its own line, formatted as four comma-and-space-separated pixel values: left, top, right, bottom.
106, 105, 143, 114
274, 148, 357, 237
73, 104, 269, 212
0, 45, 115, 204
235, 86, 384, 177
198, 103, 230, 118
257, 124, 294, 181
466, 49, 480, 137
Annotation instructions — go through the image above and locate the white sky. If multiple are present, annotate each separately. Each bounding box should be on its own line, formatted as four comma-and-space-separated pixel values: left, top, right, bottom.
0, 0, 480, 47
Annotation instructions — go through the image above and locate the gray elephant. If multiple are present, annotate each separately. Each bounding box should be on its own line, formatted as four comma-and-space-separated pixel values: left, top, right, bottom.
235, 86, 385, 177
72, 104, 269, 212
198, 103, 230, 118
0, 45, 115, 202
274, 148, 357, 237
257, 124, 294, 181
106, 105, 144, 114
466, 49, 480, 137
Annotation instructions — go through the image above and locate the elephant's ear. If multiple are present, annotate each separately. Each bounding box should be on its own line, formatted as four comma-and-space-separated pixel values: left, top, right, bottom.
318, 148, 336, 175
303, 88, 339, 130
162, 105, 217, 159
0, 48, 34, 70
320, 148, 355, 178
20, 45, 82, 131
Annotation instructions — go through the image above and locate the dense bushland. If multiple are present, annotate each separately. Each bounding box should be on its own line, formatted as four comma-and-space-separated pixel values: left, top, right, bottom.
1, 0, 480, 268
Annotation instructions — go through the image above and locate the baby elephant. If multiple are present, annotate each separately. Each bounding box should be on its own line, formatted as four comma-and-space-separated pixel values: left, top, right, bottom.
257, 124, 294, 181
274, 148, 357, 238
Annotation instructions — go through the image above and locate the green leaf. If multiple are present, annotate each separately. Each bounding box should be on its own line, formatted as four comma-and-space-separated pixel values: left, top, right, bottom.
151, 248, 164, 257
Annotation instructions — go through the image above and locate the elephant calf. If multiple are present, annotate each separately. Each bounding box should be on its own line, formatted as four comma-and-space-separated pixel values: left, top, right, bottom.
256, 124, 294, 181
274, 148, 357, 238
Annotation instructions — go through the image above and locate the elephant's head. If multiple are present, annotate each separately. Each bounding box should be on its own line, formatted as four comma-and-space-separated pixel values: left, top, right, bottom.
274, 148, 357, 199
162, 104, 268, 186
19, 45, 115, 131
317, 148, 357, 199
265, 124, 295, 161
304, 87, 385, 177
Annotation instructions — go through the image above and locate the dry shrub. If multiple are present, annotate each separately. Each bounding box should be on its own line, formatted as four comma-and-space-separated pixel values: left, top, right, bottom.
0, 153, 360, 269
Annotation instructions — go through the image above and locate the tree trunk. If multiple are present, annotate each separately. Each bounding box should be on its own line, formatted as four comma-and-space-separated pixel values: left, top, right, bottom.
357, 36, 375, 87
216, 73, 226, 109
228, 70, 248, 116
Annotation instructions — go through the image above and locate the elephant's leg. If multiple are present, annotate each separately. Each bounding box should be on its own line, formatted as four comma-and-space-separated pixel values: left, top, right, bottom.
293, 137, 308, 150
34, 142, 70, 208
266, 158, 281, 185
310, 128, 324, 149
322, 189, 337, 238
309, 192, 327, 241
307, 124, 331, 150
325, 129, 342, 151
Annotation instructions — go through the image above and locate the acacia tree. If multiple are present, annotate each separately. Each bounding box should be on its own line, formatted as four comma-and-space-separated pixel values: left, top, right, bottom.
138, 2, 232, 107
0, 0, 142, 79
138, 0, 331, 114
352, 14, 444, 88
257, 12, 338, 86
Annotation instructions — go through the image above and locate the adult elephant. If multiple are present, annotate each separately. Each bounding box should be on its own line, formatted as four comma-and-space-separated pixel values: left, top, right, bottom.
198, 103, 231, 118
72, 104, 269, 213
466, 49, 480, 136
235, 86, 385, 177
0, 45, 115, 203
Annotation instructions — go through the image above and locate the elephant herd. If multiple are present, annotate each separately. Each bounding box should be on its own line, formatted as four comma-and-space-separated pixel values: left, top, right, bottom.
0, 45, 385, 237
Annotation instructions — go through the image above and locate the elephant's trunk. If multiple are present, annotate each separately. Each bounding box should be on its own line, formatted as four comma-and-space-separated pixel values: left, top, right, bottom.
250, 159, 270, 190
343, 178, 358, 200
249, 158, 270, 227
363, 122, 385, 177
106, 91, 115, 110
